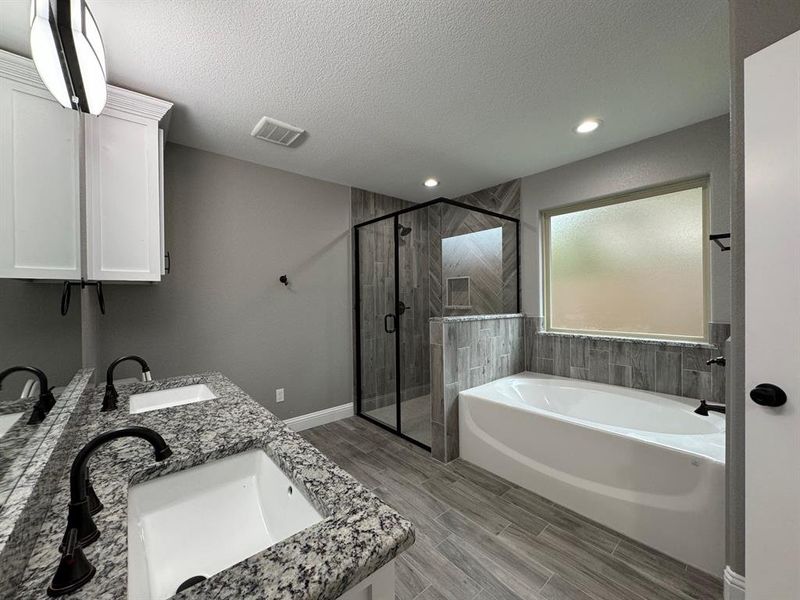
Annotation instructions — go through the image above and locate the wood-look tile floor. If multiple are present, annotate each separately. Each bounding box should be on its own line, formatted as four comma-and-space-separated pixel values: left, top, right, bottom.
364, 394, 432, 447
301, 417, 723, 600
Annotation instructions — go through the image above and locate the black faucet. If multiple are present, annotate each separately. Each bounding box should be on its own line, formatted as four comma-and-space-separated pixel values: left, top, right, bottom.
0, 365, 56, 424
706, 356, 726, 367
48, 426, 172, 596
102, 355, 152, 411
694, 400, 726, 415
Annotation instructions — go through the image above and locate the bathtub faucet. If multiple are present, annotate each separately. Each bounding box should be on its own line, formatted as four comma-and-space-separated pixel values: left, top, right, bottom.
694, 400, 726, 415
706, 356, 726, 367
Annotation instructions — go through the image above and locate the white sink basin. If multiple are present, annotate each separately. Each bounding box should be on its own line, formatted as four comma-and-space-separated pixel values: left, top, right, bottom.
0, 412, 23, 437
129, 384, 217, 414
128, 449, 323, 600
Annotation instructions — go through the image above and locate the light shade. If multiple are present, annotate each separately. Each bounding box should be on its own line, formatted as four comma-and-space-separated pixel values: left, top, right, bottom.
30, 0, 107, 115
423, 178, 439, 188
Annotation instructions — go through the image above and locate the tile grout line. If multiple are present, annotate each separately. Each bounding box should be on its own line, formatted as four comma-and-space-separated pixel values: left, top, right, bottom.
436, 528, 552, 600
496, 521, 511, 537
538, 571, 554, 592
409, 584, 431, 600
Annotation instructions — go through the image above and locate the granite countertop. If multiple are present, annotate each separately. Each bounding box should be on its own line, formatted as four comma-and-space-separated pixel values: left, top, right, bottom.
0, 397, 38, 480
15, 372, 414, 600
0, 370, 95, 599
430, 313, 525, 323
532, 329, 716, 349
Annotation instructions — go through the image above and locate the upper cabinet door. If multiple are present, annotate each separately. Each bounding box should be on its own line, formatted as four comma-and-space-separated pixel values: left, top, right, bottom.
84, 108, 162, 282
0, 78, 81, 279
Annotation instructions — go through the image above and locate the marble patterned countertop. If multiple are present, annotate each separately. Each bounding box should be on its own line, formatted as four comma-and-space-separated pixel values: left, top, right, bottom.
14, 372, 414, 600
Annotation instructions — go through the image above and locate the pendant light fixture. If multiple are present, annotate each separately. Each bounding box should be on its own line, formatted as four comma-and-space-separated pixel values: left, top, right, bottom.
30, 0, 107, 115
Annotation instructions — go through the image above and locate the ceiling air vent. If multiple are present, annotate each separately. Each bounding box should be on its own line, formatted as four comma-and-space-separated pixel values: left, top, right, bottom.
250, 116, 305, 147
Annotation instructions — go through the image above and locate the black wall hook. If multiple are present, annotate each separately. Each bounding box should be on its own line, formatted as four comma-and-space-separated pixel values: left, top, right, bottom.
61, 279, 105, 316
709, 233, 731, 252
279, 275, 289, 286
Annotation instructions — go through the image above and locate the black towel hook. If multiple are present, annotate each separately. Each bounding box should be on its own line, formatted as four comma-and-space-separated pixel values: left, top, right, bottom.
709, 233, 730, 252
61, 279, 105, 316
279, 275, 289, 286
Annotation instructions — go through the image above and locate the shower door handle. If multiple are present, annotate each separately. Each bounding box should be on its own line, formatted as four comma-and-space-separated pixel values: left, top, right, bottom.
384, 314, 397, 334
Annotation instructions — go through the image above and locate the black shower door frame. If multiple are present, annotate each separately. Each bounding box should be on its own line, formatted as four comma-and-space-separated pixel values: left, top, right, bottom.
353, 198, 521, 451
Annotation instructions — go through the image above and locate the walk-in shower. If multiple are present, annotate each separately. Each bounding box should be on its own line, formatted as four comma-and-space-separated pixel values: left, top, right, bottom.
354, 198, 519, 449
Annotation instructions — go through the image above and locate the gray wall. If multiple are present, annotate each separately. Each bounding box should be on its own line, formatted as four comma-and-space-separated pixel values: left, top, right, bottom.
520, 115, 730, 323
0, 280, 81, 402
95, 143, 352, 420
728, 0, 800, 576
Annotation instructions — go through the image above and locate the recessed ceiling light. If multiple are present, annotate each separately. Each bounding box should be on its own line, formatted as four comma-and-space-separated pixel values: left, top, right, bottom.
575, 119, 601, 134
423, 178, 439, 188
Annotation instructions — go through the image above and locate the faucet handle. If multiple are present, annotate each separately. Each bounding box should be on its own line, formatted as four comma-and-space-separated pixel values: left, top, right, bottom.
47, 528, 96, 597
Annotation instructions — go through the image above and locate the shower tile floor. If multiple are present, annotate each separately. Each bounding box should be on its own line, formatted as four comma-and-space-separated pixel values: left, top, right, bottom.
301, 417, 723, 600
365, 394, 432, 447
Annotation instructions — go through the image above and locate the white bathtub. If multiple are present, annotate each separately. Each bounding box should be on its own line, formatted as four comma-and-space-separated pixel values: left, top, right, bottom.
459, 372, 725, 576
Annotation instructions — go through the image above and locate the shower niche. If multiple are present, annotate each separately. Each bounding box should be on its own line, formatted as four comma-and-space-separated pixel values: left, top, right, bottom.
445, 277, 471, 309
354, 199, 518, 450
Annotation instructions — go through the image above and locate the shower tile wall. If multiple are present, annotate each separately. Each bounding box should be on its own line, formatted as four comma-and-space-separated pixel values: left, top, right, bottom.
351, 188, 411, 225
442, 228, 503, 314
398, 207, 431, 399
430, 314, 524, 462
524, 317, 730, 403
429, 180, 521, 318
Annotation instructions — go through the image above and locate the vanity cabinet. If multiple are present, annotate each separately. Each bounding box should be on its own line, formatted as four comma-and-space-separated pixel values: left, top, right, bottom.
0, 50, 172, 283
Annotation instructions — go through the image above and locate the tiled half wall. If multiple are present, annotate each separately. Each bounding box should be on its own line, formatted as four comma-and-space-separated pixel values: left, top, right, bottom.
429, 314, 524, 462
524, 317, 730, 404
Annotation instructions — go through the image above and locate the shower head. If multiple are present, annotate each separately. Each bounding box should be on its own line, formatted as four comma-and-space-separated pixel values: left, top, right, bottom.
398, 224, 412, 237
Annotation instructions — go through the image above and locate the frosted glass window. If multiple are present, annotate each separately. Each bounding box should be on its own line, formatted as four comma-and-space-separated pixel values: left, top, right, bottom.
544, 184, 707, 341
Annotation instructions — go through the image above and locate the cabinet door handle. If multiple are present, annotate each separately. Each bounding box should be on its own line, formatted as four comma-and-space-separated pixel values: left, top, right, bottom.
384, 314, 396, 334
164, 251, 171, 274
95, 281, 106, 315
60, 281, 71, 316
60, 279, 105, 315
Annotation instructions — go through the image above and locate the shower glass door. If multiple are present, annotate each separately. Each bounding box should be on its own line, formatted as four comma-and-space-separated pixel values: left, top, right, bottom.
355, 215, 399, 430
397, 210, 432, 448
355, 198, 519, 452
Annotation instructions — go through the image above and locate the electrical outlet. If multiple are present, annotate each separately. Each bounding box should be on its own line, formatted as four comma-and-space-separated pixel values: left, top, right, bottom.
276, 388, 285, 403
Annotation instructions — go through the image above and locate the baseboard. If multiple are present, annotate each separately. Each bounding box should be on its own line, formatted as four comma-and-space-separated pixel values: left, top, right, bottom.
283, 402, 354, 431
724, 566, 745, 600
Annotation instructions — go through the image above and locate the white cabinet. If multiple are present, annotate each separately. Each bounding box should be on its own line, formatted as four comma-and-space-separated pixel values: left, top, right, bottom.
84, 107, 162, 281
0, 76, 81, 279
0, 50, 172, 283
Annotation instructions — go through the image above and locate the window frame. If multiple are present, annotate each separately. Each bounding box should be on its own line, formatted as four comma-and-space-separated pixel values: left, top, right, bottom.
541, 177, 711, 343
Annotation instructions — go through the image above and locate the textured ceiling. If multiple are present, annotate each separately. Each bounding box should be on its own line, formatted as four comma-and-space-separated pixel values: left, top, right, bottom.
0, 1, 729, 201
